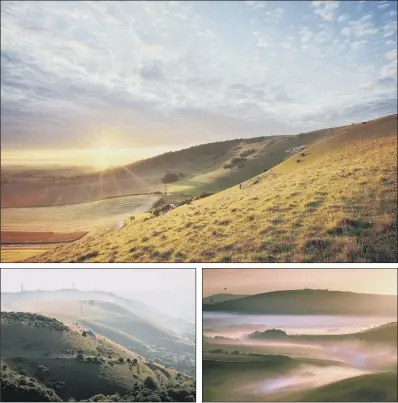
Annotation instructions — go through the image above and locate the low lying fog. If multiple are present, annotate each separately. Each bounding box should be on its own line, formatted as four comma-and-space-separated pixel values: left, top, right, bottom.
240, 364, 369, 397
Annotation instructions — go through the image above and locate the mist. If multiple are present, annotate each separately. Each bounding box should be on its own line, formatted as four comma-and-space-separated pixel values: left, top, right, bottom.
1, 269, 195, 321
203, 312, 397, 338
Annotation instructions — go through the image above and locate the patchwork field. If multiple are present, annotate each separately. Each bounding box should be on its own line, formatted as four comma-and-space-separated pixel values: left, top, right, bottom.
0, 194, 159, 262
27, 115, 397, 263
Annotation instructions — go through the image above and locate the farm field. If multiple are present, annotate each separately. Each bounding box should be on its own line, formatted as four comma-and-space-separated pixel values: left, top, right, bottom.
0, 194, 159, 262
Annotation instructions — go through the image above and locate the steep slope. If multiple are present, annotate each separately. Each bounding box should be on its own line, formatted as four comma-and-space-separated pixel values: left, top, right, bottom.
202, 294, 249, 304
0, 312, 194, 402
203, 289, 397, 316
2, 129, 333, 208
29, 114, 397, 262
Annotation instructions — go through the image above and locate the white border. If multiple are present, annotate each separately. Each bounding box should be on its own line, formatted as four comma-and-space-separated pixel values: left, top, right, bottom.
1, 263, 397, 268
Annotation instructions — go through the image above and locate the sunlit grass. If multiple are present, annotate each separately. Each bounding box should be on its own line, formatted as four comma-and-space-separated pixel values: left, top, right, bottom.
29, 123, 397, 263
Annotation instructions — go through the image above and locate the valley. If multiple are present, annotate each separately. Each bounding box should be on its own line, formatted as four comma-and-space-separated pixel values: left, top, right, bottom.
202, 288, 397, 402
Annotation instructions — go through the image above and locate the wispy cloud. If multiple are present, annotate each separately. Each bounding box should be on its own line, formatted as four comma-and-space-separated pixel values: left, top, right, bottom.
1, 0, 397, 151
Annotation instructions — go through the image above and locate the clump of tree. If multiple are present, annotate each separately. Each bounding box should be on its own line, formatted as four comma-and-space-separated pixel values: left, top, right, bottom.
161, 173, 179, 184
1, 367, 62, 402
1, 312, 69, 332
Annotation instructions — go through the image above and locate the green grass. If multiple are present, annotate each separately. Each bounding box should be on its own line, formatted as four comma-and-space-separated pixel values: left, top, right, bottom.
300, 373, 398, 402
26, 114, 398, 263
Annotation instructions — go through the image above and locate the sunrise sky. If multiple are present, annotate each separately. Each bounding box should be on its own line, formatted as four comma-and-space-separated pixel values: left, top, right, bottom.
203, 269, 398, 297
1, 1, 397, 166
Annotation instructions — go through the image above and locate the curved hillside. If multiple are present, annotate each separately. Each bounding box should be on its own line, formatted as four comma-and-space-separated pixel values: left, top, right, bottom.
0, 312, 195, 402
300, 373, 397, 402
2, 128, 333, 208
29, 114, 397, 262
203, 289, 397, 316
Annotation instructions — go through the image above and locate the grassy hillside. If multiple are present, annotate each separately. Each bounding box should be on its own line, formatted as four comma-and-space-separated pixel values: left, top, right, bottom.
299, 373, 397, 402
0, 312, 195, 402
2, 128, 333, 208
202, 294, 249, 304
203, 289, 397, 316
28, 114, 397, 263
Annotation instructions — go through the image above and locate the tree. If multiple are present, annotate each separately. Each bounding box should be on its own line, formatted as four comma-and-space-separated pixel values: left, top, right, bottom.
144, 376, 156, 390
161, 173, 179, 184
82, 331, 87, 337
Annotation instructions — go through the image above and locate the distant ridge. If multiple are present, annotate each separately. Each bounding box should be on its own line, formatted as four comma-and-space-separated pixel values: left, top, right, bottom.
203, 289, 398, 316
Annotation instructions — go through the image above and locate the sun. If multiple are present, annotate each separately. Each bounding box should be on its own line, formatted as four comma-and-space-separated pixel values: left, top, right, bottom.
91, 146, 116, 170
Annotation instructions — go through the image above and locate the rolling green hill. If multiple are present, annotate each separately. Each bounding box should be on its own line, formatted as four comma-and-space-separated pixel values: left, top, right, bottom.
29, 114, 397, 262
0, 312, 195, 402
299, 373, 397, 402
202, 289, 398, 316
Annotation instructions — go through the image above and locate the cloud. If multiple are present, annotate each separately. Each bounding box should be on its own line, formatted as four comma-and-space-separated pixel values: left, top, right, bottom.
347, 14, 378, 38
385, 49, 397, 61
311, 0, 340, 21
299, 26, 314, 44
378, 1, 390, 9
383, 20, 397, 37
1, 0, 396, 152
245, 1, 267, 10
337, 13, 349, 22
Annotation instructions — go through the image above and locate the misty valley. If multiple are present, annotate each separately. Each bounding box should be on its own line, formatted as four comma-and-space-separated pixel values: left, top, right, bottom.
202, 290, 397, 402
1, 288, 196, 402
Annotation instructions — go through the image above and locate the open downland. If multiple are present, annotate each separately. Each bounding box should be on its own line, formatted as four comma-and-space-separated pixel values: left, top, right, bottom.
29, 115, 397, 263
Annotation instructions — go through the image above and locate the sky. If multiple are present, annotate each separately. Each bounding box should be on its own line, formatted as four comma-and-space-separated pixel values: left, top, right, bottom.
1, 0, 397, 166
203, 268, 398, 297
1, 268, 196, 321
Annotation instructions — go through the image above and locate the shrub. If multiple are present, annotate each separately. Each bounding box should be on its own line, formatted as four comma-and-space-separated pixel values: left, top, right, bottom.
118, 357, 125, 364
82, 331, 87, 337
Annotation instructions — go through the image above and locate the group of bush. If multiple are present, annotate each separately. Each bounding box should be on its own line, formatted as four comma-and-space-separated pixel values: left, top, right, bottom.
1, 366, 195, 402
